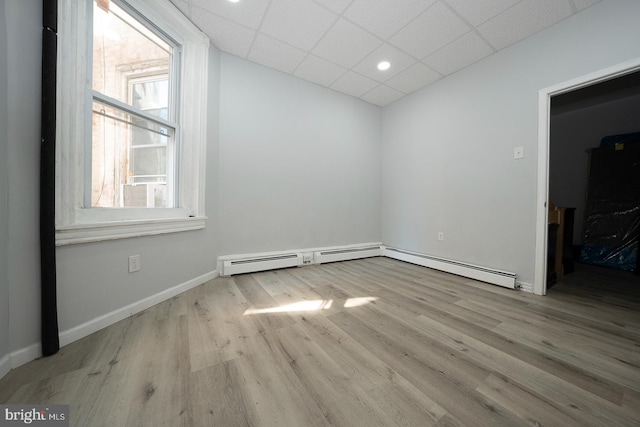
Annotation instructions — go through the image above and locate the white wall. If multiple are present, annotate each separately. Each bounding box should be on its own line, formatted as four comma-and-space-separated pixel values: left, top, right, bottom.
0, 0, 10, 370
4, 0, 43, 358
218, 54, 382, 255
550, 93, 640, 244
381, 0, 640, 287
3, 0, 221, 361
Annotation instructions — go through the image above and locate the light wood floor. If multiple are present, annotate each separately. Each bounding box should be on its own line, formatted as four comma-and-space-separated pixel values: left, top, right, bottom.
1, 257, 639, 426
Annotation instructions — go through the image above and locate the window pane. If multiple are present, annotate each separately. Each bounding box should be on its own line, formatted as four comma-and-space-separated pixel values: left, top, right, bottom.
92, 0, 172, 119
91, 100, 169, 208
131, 79, 169, 118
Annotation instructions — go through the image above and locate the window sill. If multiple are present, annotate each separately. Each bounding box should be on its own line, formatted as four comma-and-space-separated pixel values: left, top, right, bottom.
55, 216, 207, 246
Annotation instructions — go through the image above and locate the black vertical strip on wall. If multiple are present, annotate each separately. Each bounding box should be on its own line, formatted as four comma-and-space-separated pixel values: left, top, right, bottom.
40, 0, 60, 356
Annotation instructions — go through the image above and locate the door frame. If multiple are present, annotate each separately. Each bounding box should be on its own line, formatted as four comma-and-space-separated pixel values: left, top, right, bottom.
534, 57, 640, 295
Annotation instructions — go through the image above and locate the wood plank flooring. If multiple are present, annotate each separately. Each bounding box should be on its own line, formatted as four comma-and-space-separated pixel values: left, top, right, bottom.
1, 257, 639, 426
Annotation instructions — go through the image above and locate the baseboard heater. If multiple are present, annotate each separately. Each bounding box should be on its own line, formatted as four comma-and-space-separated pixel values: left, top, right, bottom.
383, 247, 516, 289
222, 254, 303, 277
314, 246, 382, 264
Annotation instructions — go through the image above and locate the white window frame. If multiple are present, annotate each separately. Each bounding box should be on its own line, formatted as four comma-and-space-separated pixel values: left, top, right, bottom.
56, 0, 209, 245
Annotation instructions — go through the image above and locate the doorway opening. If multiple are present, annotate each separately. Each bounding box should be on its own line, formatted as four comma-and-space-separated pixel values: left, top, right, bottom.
535, 58, 640, 295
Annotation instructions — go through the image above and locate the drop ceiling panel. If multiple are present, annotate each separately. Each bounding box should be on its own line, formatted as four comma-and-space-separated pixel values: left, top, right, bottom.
312, 0, 353, 14
424, 31, 494, 76
294, 55, 348, 87
443, 0, 521, 26
361, 85, 405, 107
170, 0, 190, 16
390, 2, 471, 59
572, 0, 602, 11
189, 0, 270, 29
182, 0, 604, 106
260, 0, 338, 51
312, 19, 383, 69
343, 0, 437, 40
330, 71, 379, 98
384, 62, 441, 94
190, 8, 255, 58
352, 44, 417, 83
478, 0, 574, 50
248, 34, 307, 74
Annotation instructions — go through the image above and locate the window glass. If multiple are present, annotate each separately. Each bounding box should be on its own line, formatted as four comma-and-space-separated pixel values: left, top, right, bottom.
92, 0, 171, 116
91, 99, 169, 207
91, 0, 175, 208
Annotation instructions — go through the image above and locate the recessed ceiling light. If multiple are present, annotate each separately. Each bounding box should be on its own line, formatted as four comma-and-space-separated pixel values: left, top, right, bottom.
229, 0, 241, 3
377, 61, 391, 71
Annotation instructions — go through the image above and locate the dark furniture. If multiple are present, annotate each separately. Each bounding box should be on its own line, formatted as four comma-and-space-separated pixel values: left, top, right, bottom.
580, 143, 640, 272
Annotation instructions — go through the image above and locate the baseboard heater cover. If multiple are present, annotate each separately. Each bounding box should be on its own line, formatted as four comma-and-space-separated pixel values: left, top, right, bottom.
383, 247, 516, 289
222, 254, 303, 276
314, 246, 382, 264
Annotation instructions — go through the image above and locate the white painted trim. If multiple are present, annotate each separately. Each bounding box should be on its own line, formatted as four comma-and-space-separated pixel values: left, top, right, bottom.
56, 216, 207, 246
59, 269, 218, 346
383, 246, 517, 289
1, 269, 218, 373
535, 57, 640, 296
517, 282, 534, 293
0, 354, 10, 379
9, 343, 42, 371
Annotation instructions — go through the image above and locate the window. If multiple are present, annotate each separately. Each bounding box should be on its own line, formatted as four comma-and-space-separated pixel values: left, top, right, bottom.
56, 0, 209, 245
92, 1, 174, 208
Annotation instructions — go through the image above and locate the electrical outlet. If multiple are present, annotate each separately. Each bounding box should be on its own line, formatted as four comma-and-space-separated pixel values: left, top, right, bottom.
438, 232, 444, 241
303, 253, 313, 265
128, 255, 141, 273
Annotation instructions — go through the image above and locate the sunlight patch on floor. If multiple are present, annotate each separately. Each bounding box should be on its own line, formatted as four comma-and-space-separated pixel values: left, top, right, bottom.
243, 297, 378, 315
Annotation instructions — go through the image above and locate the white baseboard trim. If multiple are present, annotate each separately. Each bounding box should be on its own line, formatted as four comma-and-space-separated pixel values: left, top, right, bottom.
517, 281, 534, 293
59, 269, 219, 347
9, 343, 42, 371
0, 269, 219, 378
383, 246, 517, 289
0, 354, 10, 379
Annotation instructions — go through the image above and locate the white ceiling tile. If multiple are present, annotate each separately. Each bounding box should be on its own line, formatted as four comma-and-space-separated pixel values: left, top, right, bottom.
190, 7, 256, 58
385, 62, 441, 94
294, 55, 348, 87
390, 2, 471, 59
330, 71, 379, 98
352, 44, 417, 83
361, 85, 405, 107
443, 0, 521, 26
343, 0, 436, 39
248, 34, 307, 74
313, 19, 383, 69
190, 0, 270, 29
260, 0, 338, 51
189, 0, 599, 102
311, 0, 353, 14
478, 0, 573, 50
572, 0, 603, 12
169, 0, 190, 17
424, 31, 493, 76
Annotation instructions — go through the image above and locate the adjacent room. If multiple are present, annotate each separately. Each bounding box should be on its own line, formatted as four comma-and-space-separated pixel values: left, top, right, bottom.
1, 0, 639, 425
